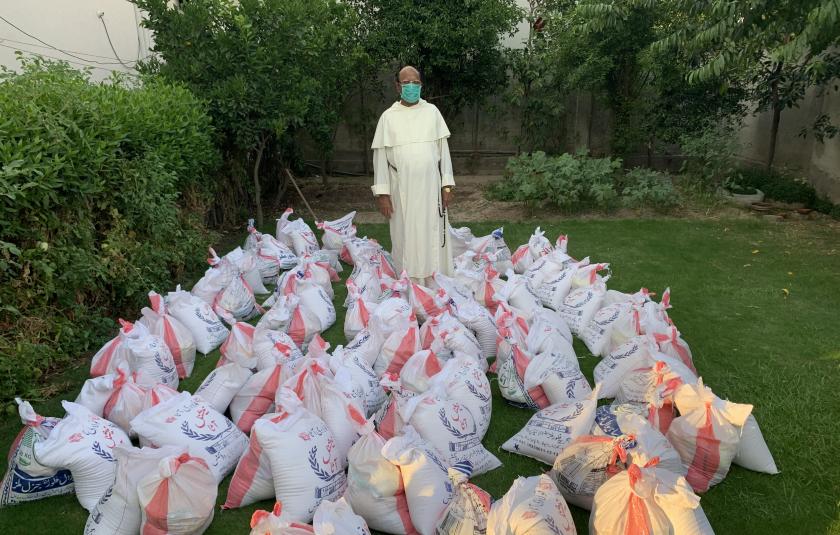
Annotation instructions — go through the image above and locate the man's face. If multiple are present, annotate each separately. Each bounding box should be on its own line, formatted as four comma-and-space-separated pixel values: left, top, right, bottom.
396, 68, 422, 96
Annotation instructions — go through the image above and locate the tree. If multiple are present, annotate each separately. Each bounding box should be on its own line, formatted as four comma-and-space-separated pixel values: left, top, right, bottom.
534, 0, 746, 160
349, 0, 523, 121
654, 0, 840, 170
132, 0, 360, 225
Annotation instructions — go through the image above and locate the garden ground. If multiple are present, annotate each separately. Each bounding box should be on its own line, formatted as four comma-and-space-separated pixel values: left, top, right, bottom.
1, 216, 838, 534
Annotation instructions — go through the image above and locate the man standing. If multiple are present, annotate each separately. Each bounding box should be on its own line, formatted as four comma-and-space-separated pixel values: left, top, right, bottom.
371, 66, 455, 284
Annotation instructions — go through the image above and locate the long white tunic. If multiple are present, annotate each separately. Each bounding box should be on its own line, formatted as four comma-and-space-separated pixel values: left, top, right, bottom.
371, 99, 455, 279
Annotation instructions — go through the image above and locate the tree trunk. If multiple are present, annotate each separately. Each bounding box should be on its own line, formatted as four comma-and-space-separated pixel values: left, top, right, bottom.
360, 84, 369, 176
766, 62, 784, 172
587, 92, 594, 151
253, 135, 269, 227
767, 105, 782, 172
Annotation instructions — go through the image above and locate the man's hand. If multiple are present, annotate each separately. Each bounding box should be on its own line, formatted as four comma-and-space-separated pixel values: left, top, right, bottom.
442, 188, 454, 209
376, 194, 393, 219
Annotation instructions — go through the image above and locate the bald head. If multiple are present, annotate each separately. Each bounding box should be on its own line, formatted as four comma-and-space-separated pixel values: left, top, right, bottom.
396, 66, 421, 85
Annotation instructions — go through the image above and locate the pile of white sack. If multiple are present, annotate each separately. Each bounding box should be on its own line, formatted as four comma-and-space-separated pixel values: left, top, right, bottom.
0, 212, 778, 535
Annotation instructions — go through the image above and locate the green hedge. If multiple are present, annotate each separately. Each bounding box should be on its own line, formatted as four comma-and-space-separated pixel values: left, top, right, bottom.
0, 60, 219, 400
488, 151, 679, 211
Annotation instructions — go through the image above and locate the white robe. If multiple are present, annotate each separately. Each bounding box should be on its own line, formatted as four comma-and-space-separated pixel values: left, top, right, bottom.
371, 99, 455, 280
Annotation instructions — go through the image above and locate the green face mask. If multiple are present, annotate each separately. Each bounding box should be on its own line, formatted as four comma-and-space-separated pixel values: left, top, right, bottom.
400, 83, 421, 104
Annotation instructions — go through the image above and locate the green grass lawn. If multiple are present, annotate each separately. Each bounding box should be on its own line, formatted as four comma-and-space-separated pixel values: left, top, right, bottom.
1, 218, 838, 534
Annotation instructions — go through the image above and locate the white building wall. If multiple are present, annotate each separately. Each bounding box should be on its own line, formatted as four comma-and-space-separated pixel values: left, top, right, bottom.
0, 0, 152, 82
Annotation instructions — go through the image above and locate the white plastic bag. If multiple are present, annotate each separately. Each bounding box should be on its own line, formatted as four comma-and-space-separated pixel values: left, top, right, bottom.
329, 347, 387, 418
593, 335, 657, 399
487, 474, 576, 535
345, 280, 377, 342
140, 291, 197, 378
733, 414, 779, 474
193, 362, 254, 414
591, 410, 684, 477
89, 321, 132, 377
84, 445, 184, 535
313, 497, 371, 535
213, 272, 263, 325
511, 227, 552, 274
343, 408, 414, 534
374, 324, 421, 377
494, 270, 542, 321
558, 281, 607, 336
550, 434, 634, 510
590, 462, 671, 535
0, 399, 74, 507
102, 367, 146, 435
230, 364, 284, 433
501, 386, 600, 465
218, 321, 258, 369
523, 351, 591, 405
137, 452, 217, 535
318, 212, 357, 251
253, 326, 306, 373
435, 461, 492, 535
381, 426, 454, 535
249, 502, 317, 535
399, 381, 501, 476
129, 391, 248, 483
241, 390, 346, 522
34, 401, 130, 511
432, 355, 493, 438
166, 286, 230, 355
279, 215, 320, 256
667, 379, 753, 492
121, 321, 179, 390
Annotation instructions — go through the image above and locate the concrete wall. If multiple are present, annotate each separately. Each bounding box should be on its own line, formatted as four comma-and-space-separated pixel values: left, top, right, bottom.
737, 86, 840, 201
0, 0, 151, 82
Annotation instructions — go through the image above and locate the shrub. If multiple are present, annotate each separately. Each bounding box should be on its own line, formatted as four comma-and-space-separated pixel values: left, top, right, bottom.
489, 152, 678, 211
679, 124, 740, 188
489, 151, 623, 210
620, 168, 680, 209
0, 60, 219, 400
732, 167, 816, 205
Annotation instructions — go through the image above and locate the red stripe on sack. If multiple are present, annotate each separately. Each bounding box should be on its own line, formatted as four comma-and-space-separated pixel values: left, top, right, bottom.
412, 282, 440, 317
515, 316, 530, 336
624, 466, 652, 535
340, 245, 353, 266
149, 292, 164, 314
142, 477, 170, 535
347, 404, 367, 426
378, 400, 397, 440
91, 337, 121, 377
385, 328, 418, 376
224, 430, 264, 509
283, 275, 297, 296
162, 318, 186, 378
527, 386, 550, 409
291, 523, 316, 533
102, 368, 129, 418
379, 253, 396, 279
425, 352, 442, 377
511, 245, 528, 265
394, 476, 418, 535
237, 366, 282, 434
685, 402, 721, 493
671, 328, 696, 373
358, 299, 370, 326
287, 306, 306, 348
